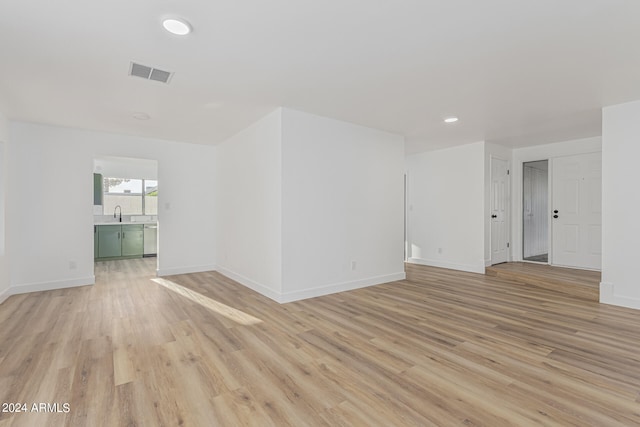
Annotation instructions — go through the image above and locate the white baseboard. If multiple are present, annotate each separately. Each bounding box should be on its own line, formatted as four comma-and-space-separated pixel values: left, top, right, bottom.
485, 259, 492, 267
156, 264, 217, 277
600, 281, 640, 310
278, 272, 406, 304
0, 286, 11, 304
217, 267, 406, 304
215, 266, 282, 302
10, 276, 95, 296
407, 257, 485, 274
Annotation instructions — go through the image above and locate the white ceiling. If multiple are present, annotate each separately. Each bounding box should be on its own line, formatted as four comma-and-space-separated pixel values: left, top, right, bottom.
1, 1, 639, 154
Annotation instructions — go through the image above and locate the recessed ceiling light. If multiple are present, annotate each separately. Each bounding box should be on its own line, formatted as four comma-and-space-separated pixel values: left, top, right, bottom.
444, 117, 459, 123
162, 18, 192, 36
133, 112, 151, 120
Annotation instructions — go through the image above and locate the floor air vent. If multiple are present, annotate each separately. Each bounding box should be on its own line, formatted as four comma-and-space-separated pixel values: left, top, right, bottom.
129, 62, 173, 84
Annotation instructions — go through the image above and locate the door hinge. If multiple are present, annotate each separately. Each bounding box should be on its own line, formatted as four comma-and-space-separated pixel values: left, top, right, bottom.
507, 242, 510, 248
507, 169, 510, 175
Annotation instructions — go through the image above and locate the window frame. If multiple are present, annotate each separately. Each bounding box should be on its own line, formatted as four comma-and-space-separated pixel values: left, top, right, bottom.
102, 177, 157, 216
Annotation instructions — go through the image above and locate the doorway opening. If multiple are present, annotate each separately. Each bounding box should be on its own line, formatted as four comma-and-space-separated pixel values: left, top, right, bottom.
93, 156, 159, 273
522, 160, 549, 263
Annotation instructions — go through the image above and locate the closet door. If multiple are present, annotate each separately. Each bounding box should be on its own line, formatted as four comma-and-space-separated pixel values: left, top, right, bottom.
551, 152, 601, 270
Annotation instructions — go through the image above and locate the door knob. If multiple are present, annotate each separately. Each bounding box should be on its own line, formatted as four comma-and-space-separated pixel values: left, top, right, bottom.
553, 215, 558, 219
491, 214, 497, 218
553, 210, 559, 214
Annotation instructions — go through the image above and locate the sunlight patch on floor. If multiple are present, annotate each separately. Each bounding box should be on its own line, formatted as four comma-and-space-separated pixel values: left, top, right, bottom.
151, 278, 262, 326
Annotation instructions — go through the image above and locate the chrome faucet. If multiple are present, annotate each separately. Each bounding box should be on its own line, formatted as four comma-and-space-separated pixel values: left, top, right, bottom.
114, 205, 122, 222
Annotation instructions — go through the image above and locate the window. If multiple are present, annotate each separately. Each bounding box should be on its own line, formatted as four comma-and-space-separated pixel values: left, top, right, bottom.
144, 180, 158, 215
103, 177, 157, 215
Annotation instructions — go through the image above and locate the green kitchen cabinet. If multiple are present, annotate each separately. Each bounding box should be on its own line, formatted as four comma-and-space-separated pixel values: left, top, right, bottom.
95, 224, 145, 260
94, 226, 99, 259
97, 225, 121, 258
121, 224, 144, 257
93, 173, 103, 205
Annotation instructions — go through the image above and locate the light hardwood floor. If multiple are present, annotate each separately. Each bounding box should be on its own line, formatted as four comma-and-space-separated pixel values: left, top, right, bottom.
1, 259, 640, 426
486, 262, 601, 302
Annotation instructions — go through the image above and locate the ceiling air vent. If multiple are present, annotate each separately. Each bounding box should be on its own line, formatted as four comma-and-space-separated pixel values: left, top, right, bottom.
129, 62, 173, 84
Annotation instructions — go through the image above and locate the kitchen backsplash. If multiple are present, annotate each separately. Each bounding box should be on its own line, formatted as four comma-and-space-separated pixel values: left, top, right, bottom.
94, 214, 158, 223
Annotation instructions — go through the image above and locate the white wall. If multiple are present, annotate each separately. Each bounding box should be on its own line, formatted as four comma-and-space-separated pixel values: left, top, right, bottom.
94, 156, 158, 180
280, 108, 405, 301
511, 137, 601, 262
215, 109, 283, 300
601, 100, 640, 309
214, 107, 405, 303
0, 142, 5, 257
0, 112, 9, 302
6, 109, 404, 304
406, 141, 486, 273
8, 122, 216, 294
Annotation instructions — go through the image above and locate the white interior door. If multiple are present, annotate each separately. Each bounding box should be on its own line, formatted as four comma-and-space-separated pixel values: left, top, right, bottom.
490, 157, 509, 265
551, 152, 602, 270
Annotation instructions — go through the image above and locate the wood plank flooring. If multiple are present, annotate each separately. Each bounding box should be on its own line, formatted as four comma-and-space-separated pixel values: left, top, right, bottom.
1, 259, 639, 426
523, 254, 548, 263
486, 262, 601, 302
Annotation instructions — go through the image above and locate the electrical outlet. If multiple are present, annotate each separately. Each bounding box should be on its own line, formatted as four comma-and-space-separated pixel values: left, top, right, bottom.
351, 261, 357, 271
69, 260, 77, 270
437, 248, 443, 254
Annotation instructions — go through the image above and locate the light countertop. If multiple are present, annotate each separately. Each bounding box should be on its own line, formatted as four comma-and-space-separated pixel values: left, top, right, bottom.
94, 221, 157, 226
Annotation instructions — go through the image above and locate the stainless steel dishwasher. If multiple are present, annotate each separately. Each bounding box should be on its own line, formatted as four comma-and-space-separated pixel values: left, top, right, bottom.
143, 224, 157, 256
